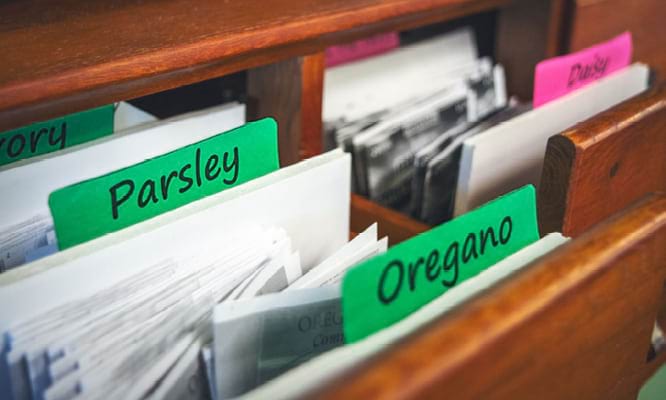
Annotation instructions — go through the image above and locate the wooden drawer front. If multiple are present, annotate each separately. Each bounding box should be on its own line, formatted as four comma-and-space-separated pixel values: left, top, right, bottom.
315, 194, 666, 400
568, 0, 666, 80
353, 82, 666, 245
539, 82, 666, 237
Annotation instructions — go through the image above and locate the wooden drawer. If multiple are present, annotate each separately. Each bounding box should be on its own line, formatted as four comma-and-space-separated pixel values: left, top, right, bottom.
317, 192, 666, 399
2, 2, 663, 397
325, 81, 666, 398
539, 81, 666, 237
352, 82, 666, 246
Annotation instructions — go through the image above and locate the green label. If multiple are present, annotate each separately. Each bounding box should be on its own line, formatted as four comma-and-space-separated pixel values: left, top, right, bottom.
342, 185, 539, 343
638, 363, 666, 400
0, 105, 114, 167
49, 118, 279, 249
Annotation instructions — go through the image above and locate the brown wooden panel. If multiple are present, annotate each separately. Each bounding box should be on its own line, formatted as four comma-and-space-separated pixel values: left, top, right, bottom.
539, 82, 666, 237
247, 53, 324, 166
351, 194, 430, 246
496, 0, 567, 99
0, 0, 511, 131
299, 53, 326, 160
568, 0, 666, 82
313, 193, 666, 399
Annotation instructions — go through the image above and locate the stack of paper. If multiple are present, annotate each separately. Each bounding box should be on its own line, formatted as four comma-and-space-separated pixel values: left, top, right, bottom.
288, 223, 387, 289
5, 228, 290, 400
214, 285, 342, 399
414, 102, 530, 224
0, 29, 654, 400
323, 27, 478, 128
206, 184, 566, 399
0, 148, 352, 399
210, 223, 386, 399
0, 102, 245, 271
324, 27, 510, 223
454, 63, 649, 215
239, 232, 569, 400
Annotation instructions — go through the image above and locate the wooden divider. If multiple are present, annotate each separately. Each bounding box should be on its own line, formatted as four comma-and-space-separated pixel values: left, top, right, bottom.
539, 82, 666, 237
313, 193, 666, 399
496, 0, 567, 99
247, 53, 325, 166
350, 194, 429, 246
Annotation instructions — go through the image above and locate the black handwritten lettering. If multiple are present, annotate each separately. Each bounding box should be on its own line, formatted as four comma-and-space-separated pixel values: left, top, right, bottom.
106, 145, 242, 220
479, 227, 498, 255
8, 135, 26, 158
499, 216, 512, 244
160, 171, 178, 200
442, 242, 459, 287
462, 233, 478, 263
109, 180, 135, 220
138, 180, 158, 208
425, 250, 440, 281
567, 55, 609, 88
223, 147, 239, 184
407, 257, 424, 291
375, 215, 515, 305
50, 123, 67, 150
1, 122, 68, 162
205, 154, 221, 181
378, 260, 403, 304
30, 128, 49, 152
178, 164, 194, 193
195, 148, 203, 187
567, 64, 581, 88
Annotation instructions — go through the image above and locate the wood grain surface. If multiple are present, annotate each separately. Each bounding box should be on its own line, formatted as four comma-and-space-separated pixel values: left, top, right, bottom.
496, 0, 567, 100
298, 53, 326, 161
0, 0, 510, 131
351, 194, 430, 246
539, 82, 666, 237
313, 193, 666, 399
247, 53, 324, 166
567, 0, 666, 82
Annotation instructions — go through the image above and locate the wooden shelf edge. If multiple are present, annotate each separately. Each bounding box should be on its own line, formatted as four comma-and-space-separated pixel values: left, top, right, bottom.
316, 193, 666, 399
0, 0, 509, 130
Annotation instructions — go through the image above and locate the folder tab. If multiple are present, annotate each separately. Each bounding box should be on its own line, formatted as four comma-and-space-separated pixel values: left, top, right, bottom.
342, 185, 539, 343
325, 32, 399, 68
48, 117, 279, 249
533, 32, 632, 107
0, 105, 114, 167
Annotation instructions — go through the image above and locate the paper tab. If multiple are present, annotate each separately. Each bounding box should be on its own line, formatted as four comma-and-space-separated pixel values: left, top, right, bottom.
325, 32, 400, 68
342, 185, 539, 343
0, 105, 114, 167
49, 118, 279, 249
533, 32, 632, 107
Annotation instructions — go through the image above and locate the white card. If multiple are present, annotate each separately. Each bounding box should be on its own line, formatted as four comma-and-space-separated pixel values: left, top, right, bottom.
454, 63, 649, 216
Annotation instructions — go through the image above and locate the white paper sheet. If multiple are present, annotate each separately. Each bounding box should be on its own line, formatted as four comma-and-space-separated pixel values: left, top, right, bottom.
0, 102, 245, 231
240, 233, 569, 400
0, 150, 350, 338
324, 28, 477, 124
454, 63, 649, 216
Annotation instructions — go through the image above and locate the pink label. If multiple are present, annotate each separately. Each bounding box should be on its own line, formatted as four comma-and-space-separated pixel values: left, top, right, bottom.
325, 32, 400, 68
533, 32, 632, 108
